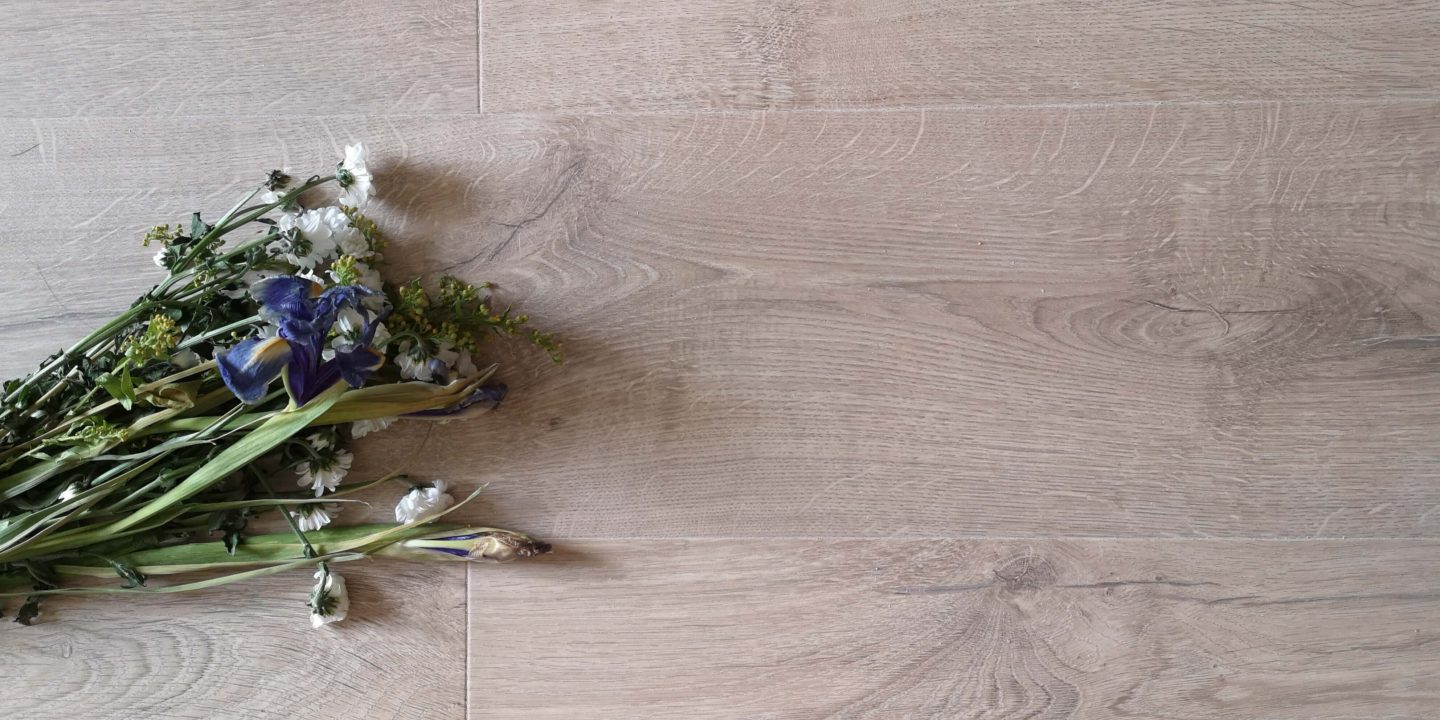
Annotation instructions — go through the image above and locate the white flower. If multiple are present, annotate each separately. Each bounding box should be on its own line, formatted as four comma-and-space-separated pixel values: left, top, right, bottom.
309, 568, 349, 628
260, 168, 294, 207
296, 449, 352, 496
354, 260, 384, 290
291, 502, 341, 532
351, 416, 397, 438
152, 248, 168, 268
169, 349, 202, 369
395, 480, 454, 523
333, 306, 367, 345
275, 211, 337, 268
338, 143, 374, 208
396, 340, 434, 381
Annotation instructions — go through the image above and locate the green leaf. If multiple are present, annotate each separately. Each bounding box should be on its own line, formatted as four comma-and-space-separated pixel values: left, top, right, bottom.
208, 509, 247, 556
107, 382, 348, 533
98, 364, 135, 411
190, 211, 207, 240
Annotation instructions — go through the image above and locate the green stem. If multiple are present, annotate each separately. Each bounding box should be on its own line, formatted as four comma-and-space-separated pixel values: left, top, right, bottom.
178, 314, 263, 350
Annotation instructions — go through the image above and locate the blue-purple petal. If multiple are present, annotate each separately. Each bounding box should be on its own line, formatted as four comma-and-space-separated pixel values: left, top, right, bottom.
216, 336, 292, 403
332, 347, 385, 389
409, 383, 508, 417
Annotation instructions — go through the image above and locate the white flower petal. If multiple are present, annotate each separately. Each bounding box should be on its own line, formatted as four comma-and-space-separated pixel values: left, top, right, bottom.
394, 480, 455, 523
351, 416, 397, 438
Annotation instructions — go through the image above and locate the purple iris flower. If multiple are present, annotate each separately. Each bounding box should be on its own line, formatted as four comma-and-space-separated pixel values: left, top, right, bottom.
216, 276, 387, 404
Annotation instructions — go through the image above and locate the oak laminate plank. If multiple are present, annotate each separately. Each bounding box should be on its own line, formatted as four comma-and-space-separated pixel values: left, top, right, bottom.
485, 0, 1440, 112
0, 562, 467, 720
467, 539, 1440, 719
0, 0, 477, 116
1, 103, 1438, 539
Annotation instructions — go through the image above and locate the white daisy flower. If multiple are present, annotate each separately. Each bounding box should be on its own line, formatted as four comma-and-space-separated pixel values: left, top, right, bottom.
275, 209, 340, 268
394, 480, 455, 523
291, 502, 341, 532
351, 416, 397, 438
337, 143, 374, 208
309, 568, 349, 628
296, 449, 353, 496
260, 169, 294, 207
333, 306, 367, 345
354, 260, 384, 291
152, 248, 168, 268
395, 340, 434, 381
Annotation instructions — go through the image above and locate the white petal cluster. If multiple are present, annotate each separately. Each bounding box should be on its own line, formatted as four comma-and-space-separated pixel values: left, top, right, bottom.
296, 454, 352, 496
395, 340, 479, 383
394, 480, 455, 523
275, 206, 369, 269
291, 502, 341, 532
309, 568, 350, 628
338, 143, 374, 208
351, 416, 397, 438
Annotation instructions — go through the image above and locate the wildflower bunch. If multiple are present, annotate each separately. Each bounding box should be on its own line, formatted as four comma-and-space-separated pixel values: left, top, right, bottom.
0, 144, 558, 626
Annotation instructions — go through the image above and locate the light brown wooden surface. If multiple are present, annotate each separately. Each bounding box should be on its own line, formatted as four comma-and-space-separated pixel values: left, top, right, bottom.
1, 1, 1438, 718
9, 562, 468, 720
471, 540, 1440, 719
485, 0, 1440, 112
0, 0, 478, 116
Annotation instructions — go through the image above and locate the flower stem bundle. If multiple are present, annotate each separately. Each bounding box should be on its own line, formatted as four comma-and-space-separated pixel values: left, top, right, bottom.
0, 145, 557, 627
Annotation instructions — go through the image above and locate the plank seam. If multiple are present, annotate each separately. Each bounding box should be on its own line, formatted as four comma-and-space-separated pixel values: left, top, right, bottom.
476, 0, 483, 114
465, 562, 472, 720
4, 94, 1439, 122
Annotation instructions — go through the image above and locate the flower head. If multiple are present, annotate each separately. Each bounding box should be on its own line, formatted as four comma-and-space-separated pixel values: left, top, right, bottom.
259, 169, 293, 207
350, 416, 396, 438
309, 567, 349, 628
337, 143, 374, 208
296, 448, 353, 496
215, 275, 389, 404
395, 480, 455, 523
395, 339, 434, 382
291, 502, 341, 531
381, 528, 553, 563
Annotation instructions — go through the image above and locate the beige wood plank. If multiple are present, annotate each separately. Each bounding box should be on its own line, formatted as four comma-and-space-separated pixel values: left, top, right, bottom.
0, 562, 466, 720
2, 104, 1439, 539
467, 539, 1440, 719
484, 0, 1440, 113
0, 0, 477, 116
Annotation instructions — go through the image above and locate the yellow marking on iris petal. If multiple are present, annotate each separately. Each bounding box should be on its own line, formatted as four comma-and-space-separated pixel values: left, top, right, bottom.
244, 337, 291, 369
307, 281, 324, 298
365, 348, 385, 369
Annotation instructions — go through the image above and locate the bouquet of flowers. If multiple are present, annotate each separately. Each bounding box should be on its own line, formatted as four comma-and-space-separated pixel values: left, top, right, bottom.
0, 144, 558, 626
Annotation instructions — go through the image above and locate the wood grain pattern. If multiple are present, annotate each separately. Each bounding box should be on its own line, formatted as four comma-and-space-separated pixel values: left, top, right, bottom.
0, 0, 477, 117
1, 561, 466, 720
3, 103, 1439, 539
485, 0, 1440, 112
469, 539, 1440, 719
2, 3, 1439, 714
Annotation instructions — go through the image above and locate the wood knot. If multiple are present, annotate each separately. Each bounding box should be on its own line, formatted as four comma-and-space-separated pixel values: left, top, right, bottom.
992, 553, 1057, 593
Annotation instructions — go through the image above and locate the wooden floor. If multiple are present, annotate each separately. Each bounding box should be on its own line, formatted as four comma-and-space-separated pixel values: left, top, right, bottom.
2, 2, 1439, 718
